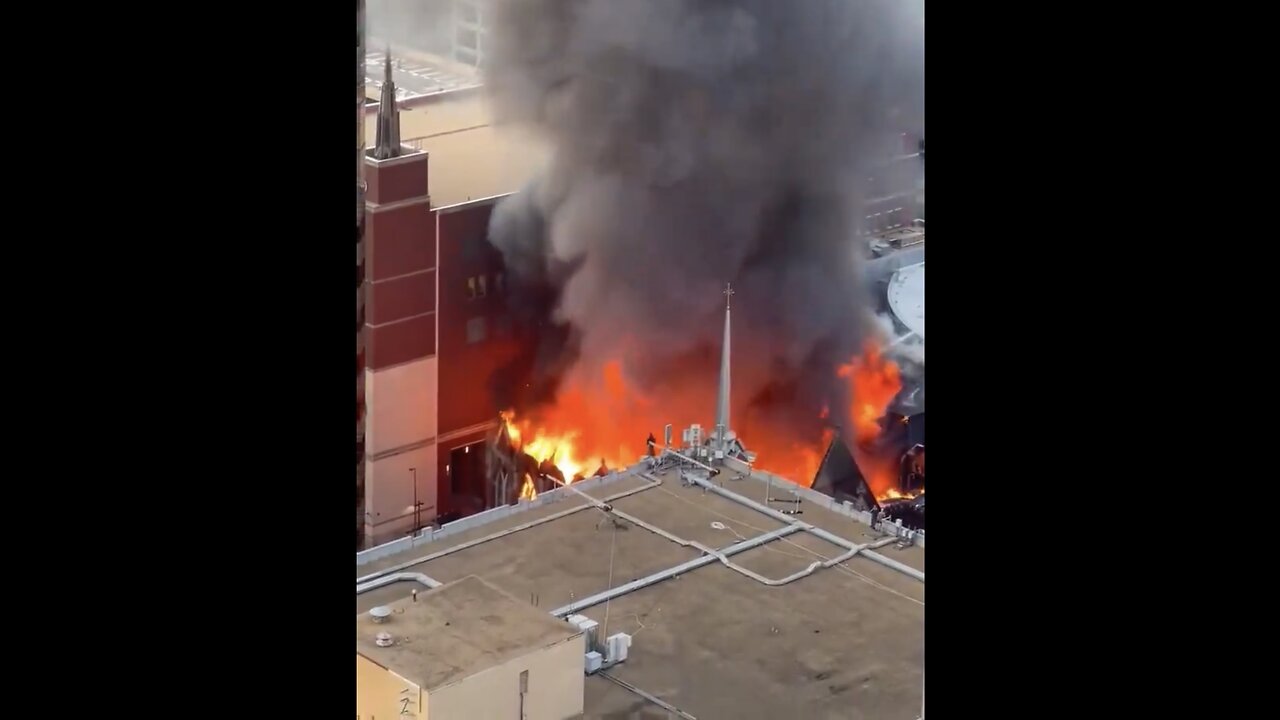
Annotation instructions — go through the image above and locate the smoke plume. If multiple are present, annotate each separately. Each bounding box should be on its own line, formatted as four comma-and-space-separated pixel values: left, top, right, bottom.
485, 0, 924, 442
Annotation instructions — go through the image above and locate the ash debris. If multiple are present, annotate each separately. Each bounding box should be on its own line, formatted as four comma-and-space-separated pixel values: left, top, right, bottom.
485, 0, 925, 437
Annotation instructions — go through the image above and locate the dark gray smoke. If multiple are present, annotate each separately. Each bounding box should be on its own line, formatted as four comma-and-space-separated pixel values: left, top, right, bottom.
485, 0, 924, 436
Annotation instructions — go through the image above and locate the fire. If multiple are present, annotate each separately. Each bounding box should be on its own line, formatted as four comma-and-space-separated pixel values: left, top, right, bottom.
499, 340, 914, 506
881, 487, 922, 501
837, 340, 902, 445
500, 409, 610, 485
753, 340, 914, 502
518, 474, 537, 501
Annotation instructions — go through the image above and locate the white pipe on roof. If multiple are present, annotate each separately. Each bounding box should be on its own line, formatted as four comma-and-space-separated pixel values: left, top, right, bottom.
660, 447, 719, 475
357, 463, 921, 619
549, 524, 805, 618
357, 572, 442, 594
689, 474, 925, 583
608, 501, 901, 587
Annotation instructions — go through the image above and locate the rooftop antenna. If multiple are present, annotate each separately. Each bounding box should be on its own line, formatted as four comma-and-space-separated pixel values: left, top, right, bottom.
714, 283, 734, 456
373, 46, 401, 159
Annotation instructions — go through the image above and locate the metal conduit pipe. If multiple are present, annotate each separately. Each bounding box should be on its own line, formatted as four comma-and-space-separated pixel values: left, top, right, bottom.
689, 474, 925, 583
693, 534, 899, 587
609, 507, 694, 548
851, 544, 925, 582
551, 525, 804, 617
609, 503, 900, 588
800, 521, 925, 582
712, 546, 861, 586
708, 536, 900, 586
660, 447, 718, 475
597, 671, 698, 720
356, 474, 663, 585
356, 572, 442, 594
884, 330, 919, 351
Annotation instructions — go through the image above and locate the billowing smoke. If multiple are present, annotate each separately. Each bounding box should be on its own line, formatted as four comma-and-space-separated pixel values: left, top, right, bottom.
365, 0, 454, 56
485, 0, 924, 444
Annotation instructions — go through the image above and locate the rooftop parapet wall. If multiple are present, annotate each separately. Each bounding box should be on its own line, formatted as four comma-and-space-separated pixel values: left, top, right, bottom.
719, 456, 925, 548
356, 463, 645, 566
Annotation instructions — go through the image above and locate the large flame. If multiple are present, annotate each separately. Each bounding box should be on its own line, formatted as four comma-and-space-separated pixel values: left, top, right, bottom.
500, 342, 915, 504
838, 340, 902, 446
500, 403, 619, 488
837, 340, 915, 501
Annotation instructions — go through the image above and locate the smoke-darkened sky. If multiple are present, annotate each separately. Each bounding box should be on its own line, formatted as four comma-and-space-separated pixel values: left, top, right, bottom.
485, 0, 924, 438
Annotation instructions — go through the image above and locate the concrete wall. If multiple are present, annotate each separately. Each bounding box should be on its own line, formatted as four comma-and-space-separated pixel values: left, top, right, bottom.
364, 355, 442, 547
366, 356, 439, 455
721, 457, 925, 548
357, 654, 425, 720
364, 444, 439, 547
356, 466, 639, 566
428, 635, 584, 720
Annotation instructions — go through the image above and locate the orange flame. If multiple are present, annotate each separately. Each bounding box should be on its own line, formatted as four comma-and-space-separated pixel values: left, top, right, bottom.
500, 340, 912, 504
518, 474, 537, 501
500, 408, 611, 485
881, 487, 922, 501
838, 340, 902, 446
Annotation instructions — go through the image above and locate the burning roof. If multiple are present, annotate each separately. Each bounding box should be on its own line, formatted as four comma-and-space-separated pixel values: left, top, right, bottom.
483, 0, 924, 478
466, 0, 925, 513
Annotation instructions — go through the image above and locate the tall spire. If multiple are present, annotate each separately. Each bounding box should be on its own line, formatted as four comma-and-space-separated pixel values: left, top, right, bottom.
373, 47, 401, 159
714, 283, 734, 453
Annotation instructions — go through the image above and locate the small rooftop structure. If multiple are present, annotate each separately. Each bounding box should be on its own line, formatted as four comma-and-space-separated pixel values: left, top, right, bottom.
356, 575, 581, 692
356, 467, 924, 718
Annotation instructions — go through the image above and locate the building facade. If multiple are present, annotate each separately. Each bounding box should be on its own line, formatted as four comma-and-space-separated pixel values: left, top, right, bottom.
359, 188, 522, 547
352, 31, 919, 547
864, 132, 926, 235
358, 55, 527, 547
450, 0, 487, 68
357, 0, 367, 547
356, 576, 586, 720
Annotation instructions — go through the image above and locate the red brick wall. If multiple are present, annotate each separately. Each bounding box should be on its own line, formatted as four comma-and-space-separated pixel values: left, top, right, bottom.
368, 271, 435, 325
363, 154, 438, 371
436, 201, 523, 436
366, 313, 437, 369
365, 203, 436, 281
366, 154, 430, 205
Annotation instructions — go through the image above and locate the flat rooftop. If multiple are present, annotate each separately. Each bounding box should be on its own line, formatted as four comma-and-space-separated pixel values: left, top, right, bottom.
364, 48, 480, 103
363, 48, 548, 207
356, 575, 580, 691
356, 468, 925, 719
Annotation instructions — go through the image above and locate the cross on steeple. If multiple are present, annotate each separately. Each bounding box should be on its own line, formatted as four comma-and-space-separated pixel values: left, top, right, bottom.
723, 282, 734, 310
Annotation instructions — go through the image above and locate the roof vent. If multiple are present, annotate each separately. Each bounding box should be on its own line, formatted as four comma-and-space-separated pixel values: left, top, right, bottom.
370, 606, 392, 624
375, 631, 395, 647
